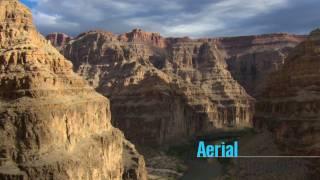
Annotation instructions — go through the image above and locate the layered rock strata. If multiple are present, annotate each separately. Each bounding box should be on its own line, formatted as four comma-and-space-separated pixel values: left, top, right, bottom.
63, 30, 254, 146
0, 0, 146, 179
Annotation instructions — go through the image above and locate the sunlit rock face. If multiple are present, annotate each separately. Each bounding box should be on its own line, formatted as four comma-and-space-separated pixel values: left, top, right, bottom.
63, 29, 254, 146
0, 1, 147, 179
256, 29, 320, 156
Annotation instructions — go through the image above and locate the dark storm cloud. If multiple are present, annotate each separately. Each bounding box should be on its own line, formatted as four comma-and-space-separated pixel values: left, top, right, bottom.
22, 0, 320, 37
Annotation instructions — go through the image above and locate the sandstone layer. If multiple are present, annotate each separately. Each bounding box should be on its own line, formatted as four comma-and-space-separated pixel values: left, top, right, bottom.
0, 1, 146, 179
256, 29, 320, 158
63, 29, 254, 146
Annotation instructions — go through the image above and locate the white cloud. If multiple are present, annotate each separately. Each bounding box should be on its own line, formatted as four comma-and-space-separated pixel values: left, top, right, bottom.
160, 0, 289, 37
32, 10, 79, 29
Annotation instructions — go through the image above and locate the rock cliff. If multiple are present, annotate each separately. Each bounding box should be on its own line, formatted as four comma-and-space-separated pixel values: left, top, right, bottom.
0, 0, 146, 179
63, 30, 254, 146
46, 32, 72, 50
256, 29, 320, 156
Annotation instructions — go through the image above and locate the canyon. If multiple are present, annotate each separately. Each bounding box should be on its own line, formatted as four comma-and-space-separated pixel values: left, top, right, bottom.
0, 0, 318, 179
53, 29, 305, 147
0, 0, 147, 179
46, 29, 317, 179
61, 29, 255, 146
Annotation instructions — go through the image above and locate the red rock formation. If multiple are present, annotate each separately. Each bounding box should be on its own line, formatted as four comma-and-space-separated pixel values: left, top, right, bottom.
118, 28, 166, 48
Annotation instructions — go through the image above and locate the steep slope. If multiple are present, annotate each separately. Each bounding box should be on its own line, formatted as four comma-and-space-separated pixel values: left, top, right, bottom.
256, 29, 320, 156
0, 1, 146, 179
63, 30, 254, 146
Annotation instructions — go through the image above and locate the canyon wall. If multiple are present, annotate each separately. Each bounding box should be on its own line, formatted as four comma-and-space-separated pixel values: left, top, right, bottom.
62, 29, 255, 146
256, 29, 320, 156
0, 1, 146, 179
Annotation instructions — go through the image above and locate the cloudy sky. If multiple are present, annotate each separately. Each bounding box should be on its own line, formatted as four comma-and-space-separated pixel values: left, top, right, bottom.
21, 0, 320, 38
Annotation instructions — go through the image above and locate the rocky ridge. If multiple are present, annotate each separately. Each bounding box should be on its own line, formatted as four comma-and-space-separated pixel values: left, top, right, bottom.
0, 1, 146, 179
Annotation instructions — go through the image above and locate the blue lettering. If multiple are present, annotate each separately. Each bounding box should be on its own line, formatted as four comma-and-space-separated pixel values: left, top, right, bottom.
197, 141, 207, 158
206, 145, 214, 157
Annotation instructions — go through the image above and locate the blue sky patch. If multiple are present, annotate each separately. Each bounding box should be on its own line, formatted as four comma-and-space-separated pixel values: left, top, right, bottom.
21, 0, 37, 8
